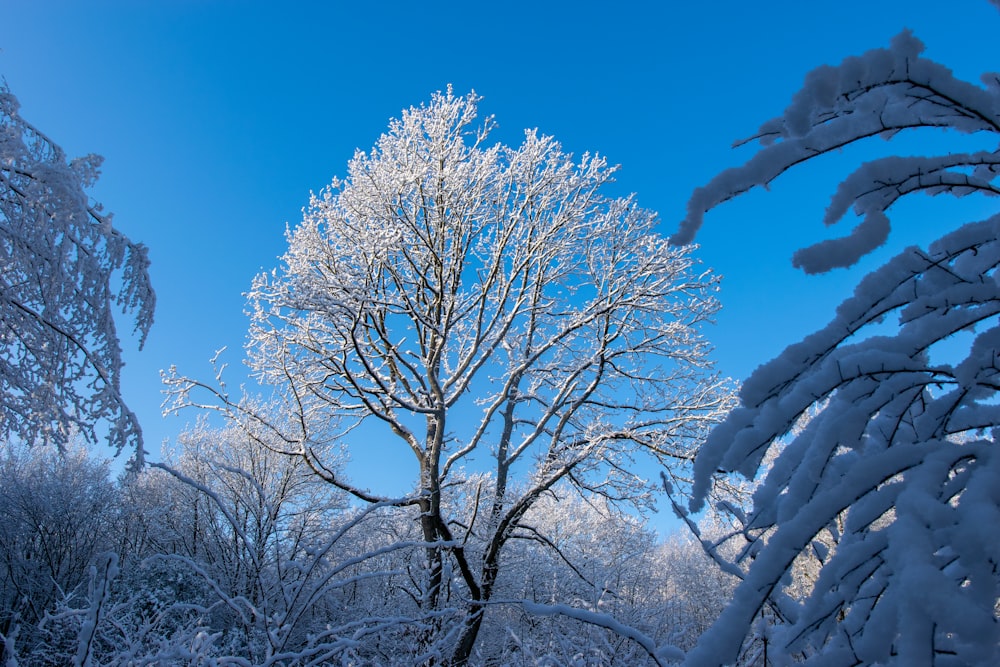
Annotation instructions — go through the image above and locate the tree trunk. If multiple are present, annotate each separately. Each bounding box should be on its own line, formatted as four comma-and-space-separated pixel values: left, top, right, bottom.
448, 603, 486, 667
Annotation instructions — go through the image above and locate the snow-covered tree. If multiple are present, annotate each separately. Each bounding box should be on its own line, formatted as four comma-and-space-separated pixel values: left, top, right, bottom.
676, 28, 1000, 666
480, 492, 682, 665
145, 422, 360, 664
7, 419, 427, 666
0, 441, 119, 664
0, 83, 154, 459
167, 86, 730, 664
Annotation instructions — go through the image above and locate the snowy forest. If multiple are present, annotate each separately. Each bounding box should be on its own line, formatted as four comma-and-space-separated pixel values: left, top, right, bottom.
3, 9, 1000, 666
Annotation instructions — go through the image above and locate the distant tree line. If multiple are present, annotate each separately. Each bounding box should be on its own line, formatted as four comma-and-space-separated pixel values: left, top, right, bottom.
0, 433, 738, 665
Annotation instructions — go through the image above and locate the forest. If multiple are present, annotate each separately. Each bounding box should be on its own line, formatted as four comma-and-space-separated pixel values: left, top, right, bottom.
2, 6, 1000, 666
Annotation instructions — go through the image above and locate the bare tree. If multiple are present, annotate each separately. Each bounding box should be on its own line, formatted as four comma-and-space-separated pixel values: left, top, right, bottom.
0, 83, 154, 459
675, 28, 1000, 666
167, 87, 729, 664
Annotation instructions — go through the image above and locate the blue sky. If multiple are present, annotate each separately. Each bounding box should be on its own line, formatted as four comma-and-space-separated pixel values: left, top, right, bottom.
2, 1, 998, 527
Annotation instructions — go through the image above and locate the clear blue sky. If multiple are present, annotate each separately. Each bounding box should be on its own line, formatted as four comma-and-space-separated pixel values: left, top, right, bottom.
2, 1, 997, 526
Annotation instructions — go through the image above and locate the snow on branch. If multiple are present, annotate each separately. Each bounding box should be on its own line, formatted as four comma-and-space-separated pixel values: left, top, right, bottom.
0, 83, 154, 460
521, 601, 684, 666
674, 30, 1000, 273
679, 24, 1000, 667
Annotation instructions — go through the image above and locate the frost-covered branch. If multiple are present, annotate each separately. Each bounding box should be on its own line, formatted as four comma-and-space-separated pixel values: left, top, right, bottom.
0, 83, 154, 461
521, 601, 683, 666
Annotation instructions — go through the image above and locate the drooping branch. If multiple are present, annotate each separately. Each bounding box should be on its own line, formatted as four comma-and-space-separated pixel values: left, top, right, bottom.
0, 83, 154, 460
